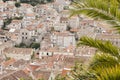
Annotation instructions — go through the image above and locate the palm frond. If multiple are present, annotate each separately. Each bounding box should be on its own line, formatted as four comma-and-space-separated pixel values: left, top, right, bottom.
97, 65, 120, 80
70, 0, 120, 31
70, 8, 114, 20
77, 36, 119, 57
68, 63, 96, 80
90, 52, 119, 70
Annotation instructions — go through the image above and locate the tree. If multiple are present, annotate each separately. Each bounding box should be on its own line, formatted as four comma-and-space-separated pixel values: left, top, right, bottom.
15, 2, 21, 8
47, 0, 54, 2
31, 50, 35, 60
2, 18, 12, 30
20, 0, 51, 6
55, 74, 66, 80
70, 0, 120, 79
30, 43, 40, 49
2, 0, 9, 2
15, 43, 27, 48
13, 16, 23, 20
66, 25, 71, 31
78, 37, 120, 70
38, 78, 44, 80
51, 27, 55, 31
67, 63, 96, 80
96, 65, 120, 80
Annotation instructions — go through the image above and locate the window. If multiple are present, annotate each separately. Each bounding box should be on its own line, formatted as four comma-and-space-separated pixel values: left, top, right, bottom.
26, 37, 27, 39
37, 53, 39, 55
47, 53, 49, 56
22, 33, 24, 35
22, 37, 24, 39
26, 33, 27, 35
4, 40, 7, 42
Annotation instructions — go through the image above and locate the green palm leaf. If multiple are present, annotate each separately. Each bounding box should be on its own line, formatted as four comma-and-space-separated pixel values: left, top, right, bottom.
96, 65, 120, 80
77, 36, 119, 57
69, 0, 120, 80
70, 0, 120, 31
90, 52, 119, 70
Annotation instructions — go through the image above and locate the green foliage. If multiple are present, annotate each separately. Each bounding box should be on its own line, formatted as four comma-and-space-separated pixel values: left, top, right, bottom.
2, 0, 9, 2
47, 0, 54, 2
15, 2, 21, 8
76, 36, 120, 79
96, 65, 120, 80
19, 78, 26, 80
64, 6, 69, 10
70, 0, 120, 33
90, 52, 119, 70
4, 54, 11, 61
51, 27, 55, 31
2, 18, 12, 30
68, 63, 96, 80
77, 36, 119, 57
20, 0, 52, 6
19, 77, 33, 80
30, 43, 40, 49
15, 43, 27, 48
1, 16, 23, 30
4, 18, 12, 25
31, 51, 35, 60
38, 78, 44, 80
70, 0, 120, 80
66, 25, 71, 31
55, 74, 66, 80
15, 42, 40, 49
13, 16, 23, 20
2, 22, 6, 30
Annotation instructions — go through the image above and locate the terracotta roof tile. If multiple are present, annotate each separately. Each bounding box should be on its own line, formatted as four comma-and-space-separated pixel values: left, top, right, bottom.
0, 70, 31, 80
3, 58, 16, 67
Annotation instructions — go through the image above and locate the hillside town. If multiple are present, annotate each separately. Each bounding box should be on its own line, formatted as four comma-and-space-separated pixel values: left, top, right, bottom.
0, 0, 119, 80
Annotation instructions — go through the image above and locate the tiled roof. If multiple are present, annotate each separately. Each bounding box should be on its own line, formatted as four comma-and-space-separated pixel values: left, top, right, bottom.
3, 47, 33, 55
11, 20, 22, 23
70, 28, 79, 32
12, 59, 28, 68
53, 31, 73, 36
0, 70, 31, 80
3, 58, 16, 67
26, 13, 35, 17
60, 17, 68, 21
32, 70, 51, 80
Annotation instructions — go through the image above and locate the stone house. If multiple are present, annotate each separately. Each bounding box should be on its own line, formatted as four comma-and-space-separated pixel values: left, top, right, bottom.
53, 3, 64, 12
34, 5, 49, 17
7, 20, 22, 29
0, 35, 8, 43
53, 23, 67, 31
24, 13, 36, 20
50, 31, 76, 48
69, 16, 80, 28
3, 47, 33, 60
19, 24, 46, 45
0, 1, 7, 12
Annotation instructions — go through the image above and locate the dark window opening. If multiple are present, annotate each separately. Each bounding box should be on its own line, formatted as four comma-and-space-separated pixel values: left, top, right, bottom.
47, 53, 49, 56
37, 53, 39, 55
